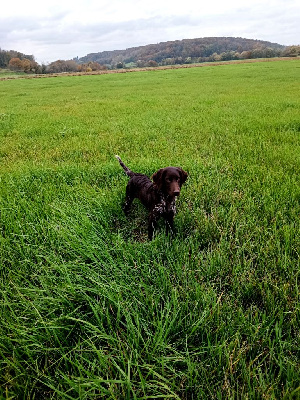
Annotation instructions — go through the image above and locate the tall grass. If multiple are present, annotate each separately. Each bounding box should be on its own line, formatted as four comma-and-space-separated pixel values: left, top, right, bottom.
0, 60, 299, 399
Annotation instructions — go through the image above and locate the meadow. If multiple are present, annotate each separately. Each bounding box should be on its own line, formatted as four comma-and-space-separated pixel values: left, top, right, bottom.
0, 60, 299, 399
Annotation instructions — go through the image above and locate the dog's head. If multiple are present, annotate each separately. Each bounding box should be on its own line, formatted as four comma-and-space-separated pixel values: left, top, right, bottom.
152, 167, 188, 197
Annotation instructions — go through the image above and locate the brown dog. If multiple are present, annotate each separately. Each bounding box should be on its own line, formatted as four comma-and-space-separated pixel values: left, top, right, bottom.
116, 155, 188, 240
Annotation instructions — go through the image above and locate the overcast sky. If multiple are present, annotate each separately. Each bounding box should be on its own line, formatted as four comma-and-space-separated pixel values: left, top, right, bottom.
1, 0, 299, 64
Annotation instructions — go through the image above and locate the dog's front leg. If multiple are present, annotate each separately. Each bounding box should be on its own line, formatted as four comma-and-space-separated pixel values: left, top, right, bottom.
165, 213, 176, 237
148, 215, 158, 240
148, 208, 162, 240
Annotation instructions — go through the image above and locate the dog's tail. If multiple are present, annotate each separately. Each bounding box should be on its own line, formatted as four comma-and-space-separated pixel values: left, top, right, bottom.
115, 155, 135, 177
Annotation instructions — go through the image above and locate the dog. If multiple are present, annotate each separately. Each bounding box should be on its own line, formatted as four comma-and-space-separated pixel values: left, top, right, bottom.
115, 155, 188, 240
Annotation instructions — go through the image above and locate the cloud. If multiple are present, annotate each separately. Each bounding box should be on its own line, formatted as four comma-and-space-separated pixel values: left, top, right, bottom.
0, 0, 299, 63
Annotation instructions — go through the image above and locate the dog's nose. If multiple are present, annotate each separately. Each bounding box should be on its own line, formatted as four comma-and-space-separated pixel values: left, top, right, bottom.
174, 190, 180, 196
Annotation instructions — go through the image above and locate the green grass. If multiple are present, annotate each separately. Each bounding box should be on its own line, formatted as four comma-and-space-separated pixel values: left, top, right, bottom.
0, 69, 27, 78
0, 60, 299, 399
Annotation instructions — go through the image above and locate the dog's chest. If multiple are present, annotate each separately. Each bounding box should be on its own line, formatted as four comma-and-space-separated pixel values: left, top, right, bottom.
153, 198, 176, 215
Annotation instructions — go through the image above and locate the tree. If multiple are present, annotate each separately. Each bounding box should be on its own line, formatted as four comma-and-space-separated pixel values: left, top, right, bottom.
209, 53, 222, 62
283, 46, 300, 57
29, 60, 41, 73
240, 51, 252, 59
77, 61, 108, 72
136, 60, 145, 68
8, 57, 23, 71
147, 60, 158, 67
0, 49, 11, 68
47, 60, 78, 73
64, 60, 78, 72
21, 58, 31, 73
161, 58, 175, 65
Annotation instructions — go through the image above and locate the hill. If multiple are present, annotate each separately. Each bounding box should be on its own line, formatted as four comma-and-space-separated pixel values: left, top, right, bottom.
76, 37, 285, 67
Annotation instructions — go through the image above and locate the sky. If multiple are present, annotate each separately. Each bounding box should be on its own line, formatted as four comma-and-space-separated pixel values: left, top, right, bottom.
1, 0, 299, 64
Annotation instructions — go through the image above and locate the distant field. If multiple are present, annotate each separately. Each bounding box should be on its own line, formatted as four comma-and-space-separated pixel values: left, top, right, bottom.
0, 60, 299, 399
0, 68, 27, 78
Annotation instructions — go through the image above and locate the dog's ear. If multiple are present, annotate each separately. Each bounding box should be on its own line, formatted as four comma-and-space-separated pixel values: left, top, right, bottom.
177, 168, 188, 185
152, 168, 165, 191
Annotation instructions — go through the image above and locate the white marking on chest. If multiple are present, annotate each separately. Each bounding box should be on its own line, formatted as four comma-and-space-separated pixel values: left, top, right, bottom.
153, 198, 176, 215
168, 199, 176, 214
153, 199, 166, 214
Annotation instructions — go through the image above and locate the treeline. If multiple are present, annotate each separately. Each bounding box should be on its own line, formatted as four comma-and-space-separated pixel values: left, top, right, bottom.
0, 48, 108, 74
46, 60, 107, 73
1, 38, 300, 74
76, 37, 299, 69
0, 49, 41, 73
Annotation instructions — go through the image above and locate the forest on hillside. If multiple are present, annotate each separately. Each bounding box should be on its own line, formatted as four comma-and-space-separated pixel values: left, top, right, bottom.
76, 37, 290, 68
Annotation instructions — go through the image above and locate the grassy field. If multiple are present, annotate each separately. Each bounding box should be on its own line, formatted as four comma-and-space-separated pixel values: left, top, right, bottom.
0, 60, 299, 399
0, 69, 27, 79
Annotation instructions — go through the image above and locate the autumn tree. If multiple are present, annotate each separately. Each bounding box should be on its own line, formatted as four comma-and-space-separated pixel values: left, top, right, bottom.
283, 46, 300, 57
240, 51, 252, 59
8, 57, 23, 71
77, 61, 106, 72
47, 60, 78, 73
8, 57, 41, 73
147, 60, 158, 67
29, 60, 41, 73
22, 58, 31, 72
